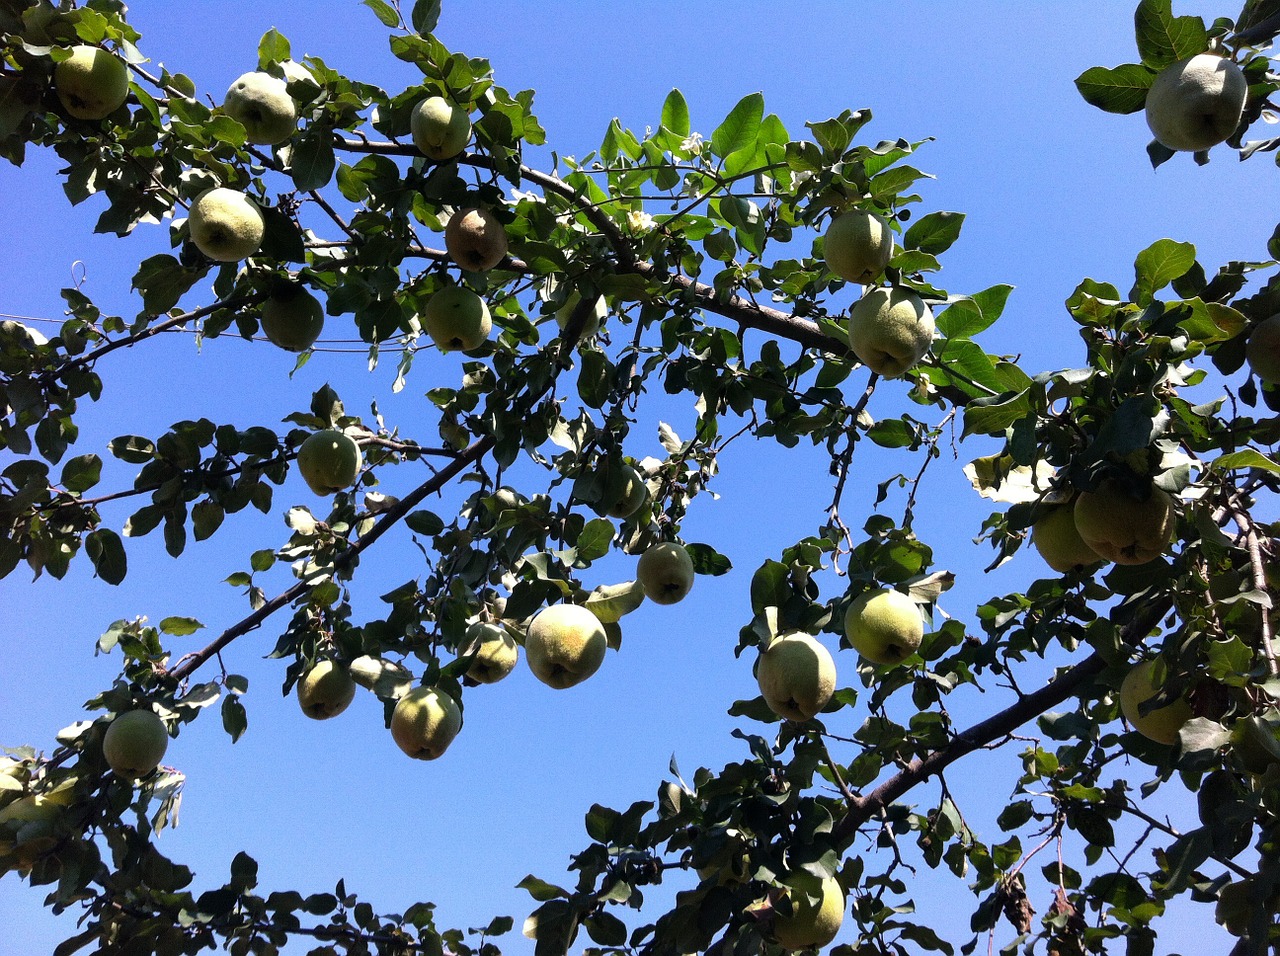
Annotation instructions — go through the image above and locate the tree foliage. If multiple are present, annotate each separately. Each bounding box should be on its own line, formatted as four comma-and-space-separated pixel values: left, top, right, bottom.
3, 0, 1280, 954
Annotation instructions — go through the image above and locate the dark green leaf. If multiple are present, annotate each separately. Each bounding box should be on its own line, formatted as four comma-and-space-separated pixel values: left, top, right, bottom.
406, 509, 445, 535
290, 127, 336, 191
362, 0, 399, 27
904, 211, 965, 255
1134, 0, 1209, 67
1074, 64, 1154, 114
411, 0, 442, 34
85, 529, 126, 585
59, 453, 101, 494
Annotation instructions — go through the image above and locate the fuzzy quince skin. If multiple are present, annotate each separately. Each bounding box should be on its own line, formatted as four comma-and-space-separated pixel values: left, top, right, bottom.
847, 287, 935, 379
844, 588, 923, 666
223, 71, 297, 145
54, 45, 129, 120
1073, 479, 1175, 565
390, 686, 462, 760
1145, 53, 1247, 152
756, 632, 836, 721
636, 542, 695, 606
525, 604, 608, 689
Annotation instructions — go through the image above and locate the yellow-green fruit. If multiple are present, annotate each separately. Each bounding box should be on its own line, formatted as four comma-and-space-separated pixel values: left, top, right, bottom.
1145, 53, 1247, 152
54, 45, 129, 120
444, 206, 508, 272
844, 588, 923, 666
296, 660, 356, 720
297, 429, 363, 495
636, 542, 695, 605
260, 284, 324, 352
1073, 479, 1175, 566
102, 710, 168, 779
756, 633, 837, 722
1031, 505, 1102, 573
410, 95, 471, 161
1246, 314, 1280, 384
188, 187, 265, 262
823, 209, 894, 284
847, 287, 935, 379
390, 686, 462, 760
423, 286, 492, 352
525, 603, 608, 689
223, 71, 297, 145
555, 291, 607, 337
1120, 660, 1193, 745
460, 622, 519, 684
603, 462, 648, 519
774, 874, 845, 951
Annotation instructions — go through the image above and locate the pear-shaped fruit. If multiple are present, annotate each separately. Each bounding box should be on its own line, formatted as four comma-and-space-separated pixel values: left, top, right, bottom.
54, 45, 129, 120
102, 710, 168, 779
1246, 314, 1280, 385
444, 206, 508, 272
223, 71, 297, 145
636, 542, 695, 605
1073, 479, 1175, 565
411, 95, 471, 161
296, 660, 356, 719
460, 622, 519, 684
423, 286, 492, 352
1145, 53, 1247, 152
602, 462, 648, 519
260, 284, 324, 352
823, 209, 894, 284
774, 873, 845, 951
1120, 660, 1192, 745
188, 187, 265, 262
1031, 504, 1102, 573
847, 287, 935, 378
844, 588, 923, 666
525, 603, 608, 689
756, 632, 837, 721
296, 429, 363, 495
390, 686, 462, 760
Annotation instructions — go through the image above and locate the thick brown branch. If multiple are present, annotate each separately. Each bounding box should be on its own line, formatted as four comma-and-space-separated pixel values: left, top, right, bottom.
831, 596, 1172, 848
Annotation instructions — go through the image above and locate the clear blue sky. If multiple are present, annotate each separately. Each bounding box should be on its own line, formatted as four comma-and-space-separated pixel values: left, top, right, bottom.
0, 2, 1273, 952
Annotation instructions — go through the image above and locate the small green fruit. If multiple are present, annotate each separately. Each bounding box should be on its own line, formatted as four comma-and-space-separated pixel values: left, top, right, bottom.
1120, 660, 1192, 745
260, 284, 324, 352
602, 462, 648, 519
296, 429, 363, 496
847, 287, 935, 379
102, 710, 168, 780
460, 622, 519, 685
773, 873, 845, 951
636, 542, 694, 605
844, 588, 923, 666
410, 95, 471, 161
756, 632, 837, 722
54, 45, 129, 120
296, 660, 356, 719
188, 187, 265, 262
1145, 53, 1247, 152
423, 286, 492, 352
223, 71, 297, 145
525, 604, 608, 689
823, 209, 894, 284
1031, 504, 1102, 573
390, 686, 462, 760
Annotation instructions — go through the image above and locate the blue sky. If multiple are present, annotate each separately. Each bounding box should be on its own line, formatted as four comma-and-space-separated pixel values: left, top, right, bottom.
1, 1, 1275, 952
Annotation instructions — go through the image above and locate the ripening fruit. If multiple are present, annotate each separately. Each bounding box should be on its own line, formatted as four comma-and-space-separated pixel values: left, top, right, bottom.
296, 660, 356, 719
636, 542, 695, 605
390, 686, 462, 760
1145, 53, 1247, 152
187, 187, 265, 262
773, 873, 845, 951
756, 632, 837, 721
296, 429, 363, 495
260, 284, 324, 352
223, 71, 297, 145
54, 45, 129, 120
102, 709, 169, 779
410, 95, 471, 161
444, 206, 508, 272
844, 588, 923, 666
1073, 479, 1175, 565
525, 603, 608, 689
1246, 314, 1280, 385
823, 209, 894, 284
422, 286, 492, 352
1031, 504, 1102, 573
847, 287, 935, 379
459, 621, 519, 684
1120, 659, 1193, 745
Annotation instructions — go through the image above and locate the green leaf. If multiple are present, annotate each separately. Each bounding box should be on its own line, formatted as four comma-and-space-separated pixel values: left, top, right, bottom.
362, 0, 399, 27
1210, 449, 1280, 473
256, 28, 291, 68
191, 500, 225, 541
159, 617, 204, 636
936, 284, 1014, 339
866, 418, 915, 449
686, 543, 731, 576
1131, 238, 1196, 305
575, 518, 614, 563
258, 205, 306, 263
59, 453, 101, 494
289, 127, 336, 191
660, 88, 690, 138
749, 559, 790, 615
1074, 64, 1154, 114
1134, 0, 1209, 68
85, 529, 126, 585
131, 254, 201, 316
406, 509, 445, 535
584, 581, 645, 624
516, 874, 568, 902
583, 911, 628, 947
710, 91, 763, 160
903, 211, 965, 255
411, 0, 442, 34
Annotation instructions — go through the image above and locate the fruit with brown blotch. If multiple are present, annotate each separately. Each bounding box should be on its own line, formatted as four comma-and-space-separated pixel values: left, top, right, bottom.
445, 206, 508, 272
